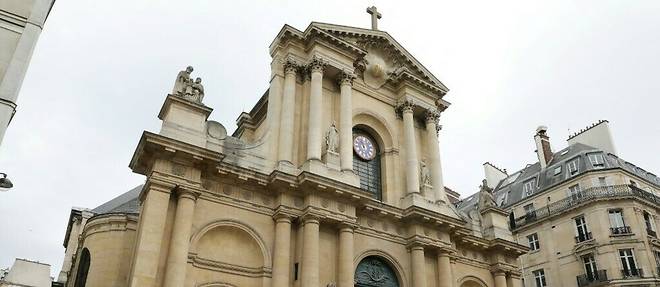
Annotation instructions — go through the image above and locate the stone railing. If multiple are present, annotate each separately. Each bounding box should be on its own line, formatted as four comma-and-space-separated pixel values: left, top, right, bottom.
512, 185, 659, 230
576, 270, 608, 287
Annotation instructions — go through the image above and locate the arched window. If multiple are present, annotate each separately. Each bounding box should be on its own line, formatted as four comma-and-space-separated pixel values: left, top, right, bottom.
74, 248, 90, 287
353, 128, 382, 200
355, 256, 399, 287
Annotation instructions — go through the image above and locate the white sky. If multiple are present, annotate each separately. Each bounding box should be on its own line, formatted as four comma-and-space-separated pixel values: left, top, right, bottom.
0, 0, 658, 276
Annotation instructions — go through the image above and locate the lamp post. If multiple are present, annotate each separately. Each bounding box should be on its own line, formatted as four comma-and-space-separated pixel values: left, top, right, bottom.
0, 173, 13, 191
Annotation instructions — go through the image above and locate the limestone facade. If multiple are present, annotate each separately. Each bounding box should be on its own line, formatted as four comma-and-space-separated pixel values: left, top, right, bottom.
57, 15, 526, 287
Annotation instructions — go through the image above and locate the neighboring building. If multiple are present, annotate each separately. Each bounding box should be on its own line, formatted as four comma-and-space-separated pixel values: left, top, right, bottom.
0, 258, 52, 287
56, 8, 527, 287
0, 0, 55, 146
463, 121, 660, 287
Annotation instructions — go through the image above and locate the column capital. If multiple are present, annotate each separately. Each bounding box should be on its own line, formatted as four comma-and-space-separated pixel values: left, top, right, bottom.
338, 69, 356, 86
301, 214, 321, 225
273, 212, 294, 223
283, 56, 299, 75
395, 99, 415, 117
308, 55, 327, 74
424, 109, 440, 124
174, 187, 200, 201
338, 222, 358, 232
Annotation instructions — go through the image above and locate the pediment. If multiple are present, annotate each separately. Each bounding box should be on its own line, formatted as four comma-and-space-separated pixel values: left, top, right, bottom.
270, 22, 449, 97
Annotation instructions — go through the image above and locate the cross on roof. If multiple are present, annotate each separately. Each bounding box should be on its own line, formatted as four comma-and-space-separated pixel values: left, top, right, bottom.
366, 6, 382, 30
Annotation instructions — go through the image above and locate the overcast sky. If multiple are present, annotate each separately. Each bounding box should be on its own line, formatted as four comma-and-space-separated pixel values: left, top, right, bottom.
1, 0, 658, 276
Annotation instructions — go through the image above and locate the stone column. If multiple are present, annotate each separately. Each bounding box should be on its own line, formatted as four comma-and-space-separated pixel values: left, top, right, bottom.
163, 188, 198, 287
278, 57, 298, 164
306, 56, 326, 161
507, 274, 523, 287
337, 224, 354, 287
437, 252, 453, 287
271, 215, 292, 287
493, 271, 507, 287
339, 70, 355, 172
411, 245, 427, 287
129, 183, 172, 287
266, 61, 283, 161
301, 216, 320, 287
400, 100, 420, 194
425, 109, 447, 202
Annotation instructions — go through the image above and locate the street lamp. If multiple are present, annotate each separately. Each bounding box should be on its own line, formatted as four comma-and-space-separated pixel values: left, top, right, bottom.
0, 173, 13, 191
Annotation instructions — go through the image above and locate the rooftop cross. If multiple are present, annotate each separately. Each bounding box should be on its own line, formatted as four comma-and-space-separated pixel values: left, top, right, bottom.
366, 6, 382, 30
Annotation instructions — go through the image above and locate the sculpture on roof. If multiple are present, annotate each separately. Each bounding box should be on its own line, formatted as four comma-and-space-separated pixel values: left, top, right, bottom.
478, 179, 497, 210
172, 66, 204, 104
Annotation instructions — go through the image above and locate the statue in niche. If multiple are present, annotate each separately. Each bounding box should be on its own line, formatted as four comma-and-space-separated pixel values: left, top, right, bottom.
420, 159, 431, 186
478, 179, 497, 209
325, 122, 339, 153
172, 66, 203, 104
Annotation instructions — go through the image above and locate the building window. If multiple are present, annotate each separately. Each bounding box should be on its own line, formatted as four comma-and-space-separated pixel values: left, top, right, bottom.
644, 211, 656, 237
582, 254, 598, 281
609, 209, 631, 235
553, 166, 562, 176
568, 184, 582, 200
523, 203, 536, 220
74, 248, 91, 287
567, 158, 580, 176
352, 129, 382, 200
496, 192, 508, 207
619, 249, 640, 278
523, 178, 536, 196
588, 153, 605, 167
575, 215, 592, 242
528, 233, 540, 251
533, 269, 547, 287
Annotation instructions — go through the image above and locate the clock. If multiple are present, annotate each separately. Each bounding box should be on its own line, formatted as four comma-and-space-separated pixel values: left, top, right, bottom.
353, 135, 376, 160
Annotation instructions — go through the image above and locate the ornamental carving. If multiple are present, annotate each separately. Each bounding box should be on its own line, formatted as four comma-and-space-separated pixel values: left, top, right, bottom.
308, 55, 327, 74
424, 109, 440, 124
394, 99, 414, 117
355, 256, 399, 287
283, 57, 299, 74
338, 70, 356, 86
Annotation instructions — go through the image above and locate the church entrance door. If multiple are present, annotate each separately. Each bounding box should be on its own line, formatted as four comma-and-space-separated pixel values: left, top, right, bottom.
354, 256, 399, 287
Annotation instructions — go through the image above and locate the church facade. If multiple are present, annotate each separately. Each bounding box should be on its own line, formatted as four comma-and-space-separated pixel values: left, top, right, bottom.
57, 11, 526, 287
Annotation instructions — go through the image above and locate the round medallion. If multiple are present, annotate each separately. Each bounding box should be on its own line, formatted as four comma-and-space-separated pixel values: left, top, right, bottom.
353, 135, 376, 160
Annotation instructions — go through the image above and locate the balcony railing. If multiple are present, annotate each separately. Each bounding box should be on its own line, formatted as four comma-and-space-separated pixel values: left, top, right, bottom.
576, 270, 608, 287
610, 226, 632, 235
512, 185, 659, 230
647, 229, 657, 238
575, 232, 593, 243
621, 268, 643, 279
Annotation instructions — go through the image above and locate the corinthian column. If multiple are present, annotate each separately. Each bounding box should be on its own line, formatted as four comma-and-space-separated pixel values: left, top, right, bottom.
411, 245, 427, 287
163, 188, 198, 287
306, 56, 326, 161
399, 100, 419, 195
278, 57, 298, 164
339, 70, 355, 172
271, 214, 292, 287
425, 109, 447, 202
337, 224, 355, 287
301, 216, 320, 287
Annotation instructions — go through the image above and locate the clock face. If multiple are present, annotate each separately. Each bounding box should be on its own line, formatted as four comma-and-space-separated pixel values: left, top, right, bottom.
354, 135, 376, 160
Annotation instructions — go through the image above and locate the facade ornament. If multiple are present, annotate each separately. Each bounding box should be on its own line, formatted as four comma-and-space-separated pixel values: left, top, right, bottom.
172, 66, 204, 104
394, 99, 415, 118
325, 122, 339, 153
478, 179, 497, 209
338, 69, 356, 86
308, 55, 327, 74
353, 58, 368, 77
420, 159, 431, 186
283, 56, 299, 75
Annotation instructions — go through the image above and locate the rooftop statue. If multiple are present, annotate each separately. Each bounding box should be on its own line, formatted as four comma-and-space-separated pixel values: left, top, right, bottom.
172, 66, 204, 104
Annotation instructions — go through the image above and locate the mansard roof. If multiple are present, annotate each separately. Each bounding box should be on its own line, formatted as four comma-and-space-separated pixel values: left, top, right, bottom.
270, 22, 449, 96
457, 143, 660, 212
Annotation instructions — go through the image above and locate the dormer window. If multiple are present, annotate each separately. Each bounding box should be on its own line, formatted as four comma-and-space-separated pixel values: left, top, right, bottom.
567, 158, 580, 176
523, 178, 536, 196
588, 153, 605, 168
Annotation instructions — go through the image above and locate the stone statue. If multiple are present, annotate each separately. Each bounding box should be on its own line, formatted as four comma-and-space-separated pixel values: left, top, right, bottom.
191, 77, 204, 102
173, 66, 193, 95
478, 179, 497, 209
420, 159, 431, 186
326, 122, 339, 153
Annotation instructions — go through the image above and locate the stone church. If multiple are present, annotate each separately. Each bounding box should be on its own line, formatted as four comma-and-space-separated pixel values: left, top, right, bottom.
57, 8, 527, 287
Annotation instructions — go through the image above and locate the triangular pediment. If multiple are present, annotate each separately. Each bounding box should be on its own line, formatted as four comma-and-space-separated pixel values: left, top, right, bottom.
309, 22, 449, 94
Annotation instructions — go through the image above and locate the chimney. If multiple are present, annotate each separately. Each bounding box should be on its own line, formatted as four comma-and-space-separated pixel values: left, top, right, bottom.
534, 126, 552, 169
